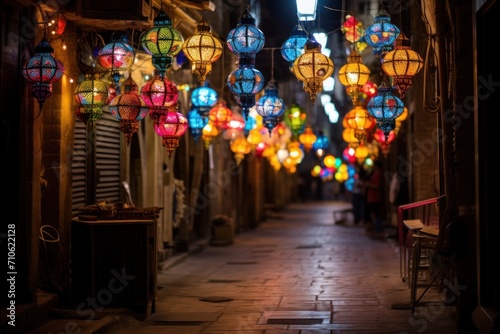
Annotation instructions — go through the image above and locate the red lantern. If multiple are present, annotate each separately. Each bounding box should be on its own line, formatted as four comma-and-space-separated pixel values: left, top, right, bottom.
208, 100, 233, 130
109, 77, 148, 146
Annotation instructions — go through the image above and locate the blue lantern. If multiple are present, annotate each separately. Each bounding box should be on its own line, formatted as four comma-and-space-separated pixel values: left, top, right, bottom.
367, 85, 404, 141
312, 131, 330, 157
364, 10, 400, 58
187, 108, 208, 143
226, 9, 265, 56
255, 82, 285, 134
227, 65, 265, 119
281, 24, 308, 63
191, 83, 218, 118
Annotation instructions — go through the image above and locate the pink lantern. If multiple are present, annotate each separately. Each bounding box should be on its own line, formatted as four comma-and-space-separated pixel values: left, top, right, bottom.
140, 75, 179, 122
154, 105, 188, 157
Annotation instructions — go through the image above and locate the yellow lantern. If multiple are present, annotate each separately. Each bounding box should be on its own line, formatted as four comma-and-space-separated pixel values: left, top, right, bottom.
342, 128, 359, 147
338, 49, 371, 102
201, 121, 219, 149
382, 33, 423, 98
344, 103, 374, 141
311, 165, 321, 177
287, 141, 304, 163
292, 36, 334, 104
354, 145, 369, 165
183, 19, 223, 85
230, 137, 252, 165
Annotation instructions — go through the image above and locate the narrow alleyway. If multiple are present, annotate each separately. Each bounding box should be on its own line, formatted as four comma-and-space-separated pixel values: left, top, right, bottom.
32, 201, 458, 333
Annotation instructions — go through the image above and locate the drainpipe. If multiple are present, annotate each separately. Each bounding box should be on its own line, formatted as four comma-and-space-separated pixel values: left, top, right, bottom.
434, 0, 457, 254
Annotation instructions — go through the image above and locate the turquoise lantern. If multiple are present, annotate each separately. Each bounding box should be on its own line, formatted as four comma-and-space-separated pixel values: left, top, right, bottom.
226, 9, 265, 56
364, 10, 400, 58
367, 84, 404, 141
191, 83, 218, 118
281, 24, 308, 64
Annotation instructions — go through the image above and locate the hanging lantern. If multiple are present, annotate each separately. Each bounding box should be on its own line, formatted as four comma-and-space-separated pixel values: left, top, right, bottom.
230, 136, 252, 165
344, 103, 375, 141
374, 128, 396, 155
255, 82, 285, 134
208, 99, 233, 130
227, 59, 265, 119
183, 19, 223, 85
140, 75, 179, 122
382, 33, 423, 98
312, 131, 330, 157
109, 77, 148, 146
364, 10, 400, 58
292, 35, 334, 104
141, 10, 184, 76
97, 35, 135, 89
281, 24, 308, 63
288, 141, 304, 164
338, 49, 371, 102
342, 128, 360, 148
201, 121, 219, 149
191, 83, 218, 118
354, 145, 369, 165
21, 37, 65, 110
226, 9, 265, 56
154, 104, 188, 157
187, 108, 208, 143
298, 125, 317, 152
74, 72, 108, 125
367, 84, 404, 141
284, 103, 307, 138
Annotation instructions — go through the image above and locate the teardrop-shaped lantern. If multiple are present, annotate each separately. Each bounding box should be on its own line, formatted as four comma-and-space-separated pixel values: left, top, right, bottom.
255, 82, 285, 134
141, 10, 184, 76
74, 72, 109, 125
226, 9, 265, 56
365, 10, 400, 58
109, 77, 148, 145
22, 37, 65, 109
292, 35, 334, 104
153, 103, 188, 157
382, 33, 423, 98
97, 35, 135, 89
140, 75, 179, 122
183, 19, 223, 85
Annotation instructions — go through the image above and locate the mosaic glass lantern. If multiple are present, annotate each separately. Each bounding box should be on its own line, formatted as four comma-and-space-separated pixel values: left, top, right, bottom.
292, 35, 334, 104
364, 10, 400, 58
230, 136, 252, 165
109, 77, 148, 146
140, 75, 179, 122
153, 104, 188, 157
191, 83, 218, 118
21, 37, 65, 109
226, 9, 265, 56
187, 107, 208, 143
227, 61, 265, 119
97, 36, 135, 89
255, 82, 285, 134
183, 19, 223, 85
382, 33, 423, 98
141, 10, 184, 76
74, 72, 109, 125
367, 84, 404, 141
208, 99, 233, 130
281, 24, 308, 63
338, 49, 371, 102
